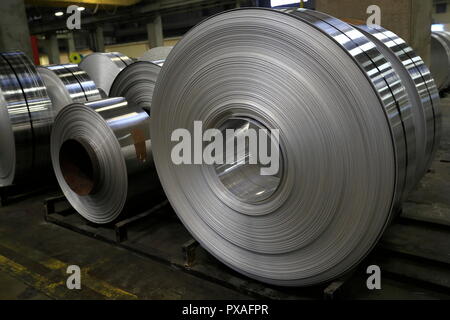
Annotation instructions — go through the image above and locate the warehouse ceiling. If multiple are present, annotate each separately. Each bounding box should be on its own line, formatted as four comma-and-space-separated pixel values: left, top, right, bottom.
25, 0, 267, 52
25, 0, 142, 7
26, 0, 261, 35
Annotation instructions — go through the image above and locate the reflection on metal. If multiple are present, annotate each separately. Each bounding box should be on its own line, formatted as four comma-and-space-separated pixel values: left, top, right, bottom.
37, 64, 101, 116
79, 52, 132, 97
150, 8, 441, 286
356, 25, 440, 190
0, 51, 52, 186
51, 97, 160, 224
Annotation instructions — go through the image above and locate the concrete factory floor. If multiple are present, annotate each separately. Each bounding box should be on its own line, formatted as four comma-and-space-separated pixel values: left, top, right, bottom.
0, 98, 449, 300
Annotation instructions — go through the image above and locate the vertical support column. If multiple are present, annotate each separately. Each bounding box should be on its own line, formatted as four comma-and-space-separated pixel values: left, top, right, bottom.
30, 36, 40, 65
315, 0, 432, 65
147, 14, 164, 48
48, 33, 60, 64
0, 0, 32, 58
236, 0, 241, 8
95, 26, 105, 52
67, 32, 76, 54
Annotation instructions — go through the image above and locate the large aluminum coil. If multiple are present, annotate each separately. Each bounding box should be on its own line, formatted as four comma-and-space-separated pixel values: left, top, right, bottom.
150, 8, 440, 286
51, 97, 160, 224
37, 64, 101, 116
109, 61, 161, 113
0, 51, 52, 186
79, 52, 132, 97
356, 25, 441, 187
430, 32, 450, 90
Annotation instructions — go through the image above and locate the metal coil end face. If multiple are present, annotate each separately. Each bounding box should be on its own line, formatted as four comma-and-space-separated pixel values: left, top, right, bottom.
51, 101, 128, 224
150, 8, 397, 286
109, 60, 161, 112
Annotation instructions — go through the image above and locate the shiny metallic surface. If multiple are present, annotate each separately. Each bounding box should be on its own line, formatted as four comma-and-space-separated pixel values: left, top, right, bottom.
358, 25, 441, 184
213, 117, 283, 204
38, 64, 101, 116
292, 8, 415, 205
51, 97, 159, 224
79, 52, 132, 97
355, 25, 427, 187
0, 55, 31, 185
63, 64, 102, 102
4, 52, 53, 172
0, 90, 15, 185
150, 8, 400, 286
0, 51, 52, 186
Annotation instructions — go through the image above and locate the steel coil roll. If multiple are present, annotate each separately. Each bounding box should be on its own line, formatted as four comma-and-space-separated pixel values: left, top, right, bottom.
79, 52, 132, 97
51, 97, 160, 224
355, 25, 441, 187
431, 32, 450, 90
56, 64, 103, 103
109, 61, 161, 113
0, 51, 52, 186
37, 64, 101, 116
149, 8, 440, 286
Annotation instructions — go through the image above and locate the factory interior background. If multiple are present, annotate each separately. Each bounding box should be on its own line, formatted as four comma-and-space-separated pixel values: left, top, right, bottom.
0, 0, 449, 304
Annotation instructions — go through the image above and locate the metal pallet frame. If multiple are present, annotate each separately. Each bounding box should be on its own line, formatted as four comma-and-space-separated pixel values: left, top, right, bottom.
44, 195, 351, 300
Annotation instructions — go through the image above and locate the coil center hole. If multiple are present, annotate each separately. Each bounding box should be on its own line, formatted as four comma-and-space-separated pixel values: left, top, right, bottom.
59, 139, 99, 196
213, 117, 283, 204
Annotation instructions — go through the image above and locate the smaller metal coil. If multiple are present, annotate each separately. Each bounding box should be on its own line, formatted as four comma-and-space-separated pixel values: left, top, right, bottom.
109, 61, 161, 113
38, 64, 101, 116
79, 52, 132, 97
51, 97, 160, 224
57, 64, 102, 103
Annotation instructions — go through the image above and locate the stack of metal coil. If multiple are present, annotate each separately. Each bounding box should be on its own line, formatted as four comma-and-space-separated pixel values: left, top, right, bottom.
0, 9, 443, 287
0, 51, 118, 188
50, 61, 162, 224
0, 51, 53, 187
150, 8, 441, 286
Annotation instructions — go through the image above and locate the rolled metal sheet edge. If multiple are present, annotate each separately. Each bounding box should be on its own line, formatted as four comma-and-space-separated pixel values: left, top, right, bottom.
0, 51, 52, 185
51, 97, 160, 224
38, 64, 102, 117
